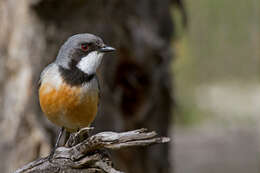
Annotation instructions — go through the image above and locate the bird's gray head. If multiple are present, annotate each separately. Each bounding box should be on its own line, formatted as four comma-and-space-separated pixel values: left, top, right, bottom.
56, 33, 115, 76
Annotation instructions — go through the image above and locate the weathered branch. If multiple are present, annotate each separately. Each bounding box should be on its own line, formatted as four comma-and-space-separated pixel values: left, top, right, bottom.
15, 128, 170, 173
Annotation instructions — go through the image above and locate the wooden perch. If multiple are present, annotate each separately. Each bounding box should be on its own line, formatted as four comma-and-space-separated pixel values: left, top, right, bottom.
15, 128, 170, 173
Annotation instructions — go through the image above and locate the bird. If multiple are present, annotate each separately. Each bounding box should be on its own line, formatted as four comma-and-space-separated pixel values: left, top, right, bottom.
38, 33, 115, 159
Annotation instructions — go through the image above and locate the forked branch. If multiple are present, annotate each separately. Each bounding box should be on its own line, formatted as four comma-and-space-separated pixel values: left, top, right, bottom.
15, 128, 170, 173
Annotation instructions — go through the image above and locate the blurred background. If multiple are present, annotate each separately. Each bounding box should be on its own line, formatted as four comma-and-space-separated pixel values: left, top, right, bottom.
173, 0, 260, 173
0, 0, 259, 173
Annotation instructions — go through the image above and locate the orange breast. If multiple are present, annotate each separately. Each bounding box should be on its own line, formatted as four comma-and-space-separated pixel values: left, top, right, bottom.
39, 82, 99, 132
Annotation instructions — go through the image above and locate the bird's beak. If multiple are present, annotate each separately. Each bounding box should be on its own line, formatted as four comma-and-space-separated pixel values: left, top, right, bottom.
98, 45, 116, 53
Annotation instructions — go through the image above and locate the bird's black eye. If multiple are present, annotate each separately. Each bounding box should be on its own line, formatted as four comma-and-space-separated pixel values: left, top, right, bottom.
81, 43, 89, 51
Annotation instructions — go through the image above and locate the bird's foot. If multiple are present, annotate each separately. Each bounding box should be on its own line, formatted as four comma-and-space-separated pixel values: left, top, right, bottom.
66, 127, 94, 147
47, 148, 55, 162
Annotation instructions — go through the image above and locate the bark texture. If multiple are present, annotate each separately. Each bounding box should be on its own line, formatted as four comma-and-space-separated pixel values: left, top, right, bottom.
15, 128, 170, 173
0, 0, 184, 172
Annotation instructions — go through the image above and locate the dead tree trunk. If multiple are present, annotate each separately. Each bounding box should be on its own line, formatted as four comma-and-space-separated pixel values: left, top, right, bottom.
0, 0, 184, 172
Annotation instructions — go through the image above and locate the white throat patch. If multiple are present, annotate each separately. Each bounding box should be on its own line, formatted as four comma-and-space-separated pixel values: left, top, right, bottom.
76, 51, 104, 75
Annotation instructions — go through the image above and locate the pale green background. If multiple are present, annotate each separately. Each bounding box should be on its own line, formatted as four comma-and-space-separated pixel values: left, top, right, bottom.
172, 0, 260, 172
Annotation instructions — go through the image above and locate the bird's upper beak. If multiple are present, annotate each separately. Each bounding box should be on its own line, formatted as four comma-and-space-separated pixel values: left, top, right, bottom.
98, 45, 116, 53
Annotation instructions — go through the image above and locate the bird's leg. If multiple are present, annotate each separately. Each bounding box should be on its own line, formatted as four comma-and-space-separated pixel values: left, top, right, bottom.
48, 127, 64, 161
63, 131, 71, 145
